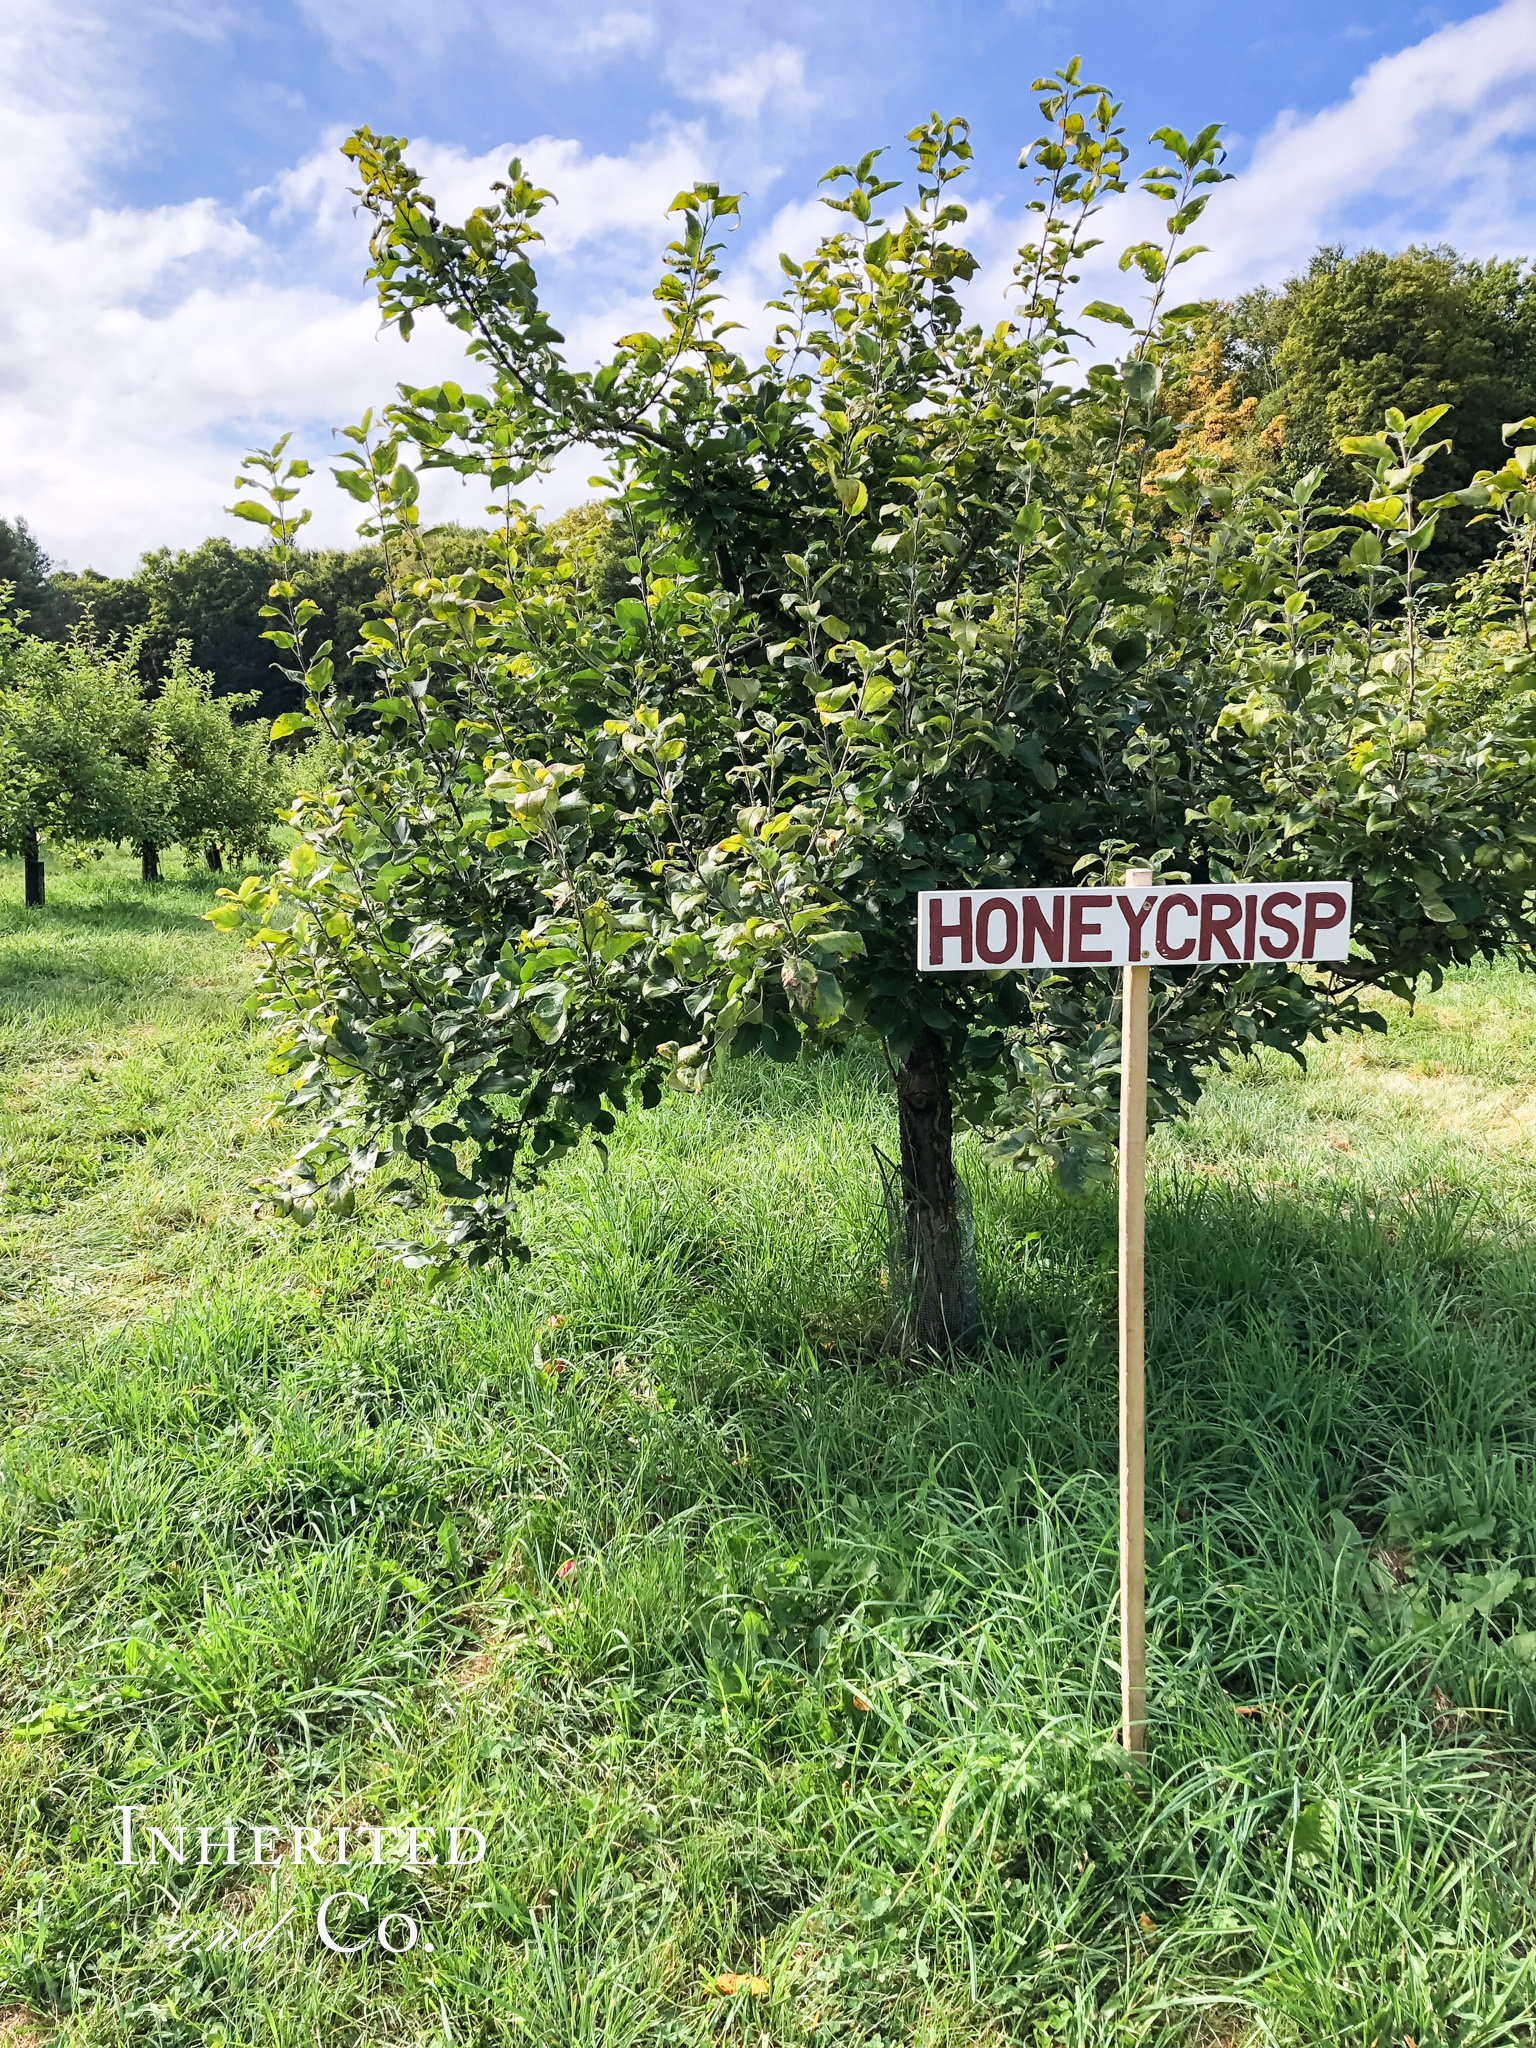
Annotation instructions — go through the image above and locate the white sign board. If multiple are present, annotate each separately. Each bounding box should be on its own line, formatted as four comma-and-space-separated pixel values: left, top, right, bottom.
915, 872, 1356, 1756
916, 882, 1353, 973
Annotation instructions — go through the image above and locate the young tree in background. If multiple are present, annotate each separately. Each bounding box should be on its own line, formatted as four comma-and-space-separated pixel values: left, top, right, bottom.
0, 619, 164, 904
150, 653, 286, 870
0, 614, 285, 900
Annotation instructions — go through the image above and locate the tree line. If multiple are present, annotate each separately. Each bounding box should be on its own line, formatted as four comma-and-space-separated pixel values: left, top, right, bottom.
1161, 243, 1536, 580
0, 518, 618, 725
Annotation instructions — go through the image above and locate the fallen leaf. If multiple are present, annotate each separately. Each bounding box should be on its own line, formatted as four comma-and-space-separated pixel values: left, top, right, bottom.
715, 1973, 770, 1997
1139, 1913, 1157, 1934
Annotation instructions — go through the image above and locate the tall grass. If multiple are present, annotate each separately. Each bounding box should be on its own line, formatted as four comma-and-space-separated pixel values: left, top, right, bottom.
2, 854, 1534, 2046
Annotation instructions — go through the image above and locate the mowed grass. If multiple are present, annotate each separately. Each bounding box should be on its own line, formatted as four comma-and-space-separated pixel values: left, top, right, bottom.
1, 851, 1535, 2047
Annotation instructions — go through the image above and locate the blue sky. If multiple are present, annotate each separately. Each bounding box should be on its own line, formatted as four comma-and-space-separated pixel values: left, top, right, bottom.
7, 0, 1536, 571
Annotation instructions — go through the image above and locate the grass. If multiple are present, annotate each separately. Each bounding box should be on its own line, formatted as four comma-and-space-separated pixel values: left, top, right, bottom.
1, 850, 1535, 2047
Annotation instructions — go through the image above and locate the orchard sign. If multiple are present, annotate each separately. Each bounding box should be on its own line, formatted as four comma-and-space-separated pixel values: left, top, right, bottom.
918, 874, 1355, 1753
920, 881, 1353, 972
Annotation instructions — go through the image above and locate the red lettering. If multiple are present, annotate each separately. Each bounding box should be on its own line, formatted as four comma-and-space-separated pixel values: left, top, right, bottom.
1155, 893, 1196, 961
1117, 891, 1156, 961
1068, 893, 1112, 963
974, 896, 1019, 965
1303, 889, 1348, 957
1259, 891, 1301, 958
1242, 892, 1259, 959
1019, 895, 1065, 964
1199, 892, 1243, 961
928, 895, 972, 967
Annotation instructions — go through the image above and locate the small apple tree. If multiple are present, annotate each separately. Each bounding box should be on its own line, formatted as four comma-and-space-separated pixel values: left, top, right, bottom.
215, 67, 1536, 1348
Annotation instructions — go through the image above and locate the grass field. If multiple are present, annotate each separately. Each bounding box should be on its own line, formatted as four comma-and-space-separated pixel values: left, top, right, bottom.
2, 851, 1535, 2047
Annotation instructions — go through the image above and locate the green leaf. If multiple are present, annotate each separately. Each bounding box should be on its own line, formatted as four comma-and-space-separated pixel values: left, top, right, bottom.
1340, 434, 1393, 464
1290, 1801, 1335, 1862
1121, 361, 1162, 407
1412, 867, 1457, 922
269, 712, 313, 741
1402, 402, 1451, 445
810, 968, 845, 1028
1082, 300, 1135, 328
230, 499, 275, 525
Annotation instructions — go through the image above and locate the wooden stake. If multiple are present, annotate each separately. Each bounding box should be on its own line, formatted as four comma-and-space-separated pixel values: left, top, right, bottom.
1118, 867, 1153, 1754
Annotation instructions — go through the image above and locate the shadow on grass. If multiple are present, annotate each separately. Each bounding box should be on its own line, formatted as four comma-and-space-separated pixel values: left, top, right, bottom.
0, 890, 224, 942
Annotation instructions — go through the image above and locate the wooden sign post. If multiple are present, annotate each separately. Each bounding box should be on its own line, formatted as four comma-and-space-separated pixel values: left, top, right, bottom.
918, 874, 1354, 1752
1117, 868, 1152, 1751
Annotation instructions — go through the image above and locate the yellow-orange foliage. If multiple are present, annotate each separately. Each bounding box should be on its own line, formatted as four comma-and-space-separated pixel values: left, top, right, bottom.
1157, 334, 1286, 476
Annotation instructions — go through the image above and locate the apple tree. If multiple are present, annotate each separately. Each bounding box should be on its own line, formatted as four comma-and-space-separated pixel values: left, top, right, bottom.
213, 67, 1536, 1348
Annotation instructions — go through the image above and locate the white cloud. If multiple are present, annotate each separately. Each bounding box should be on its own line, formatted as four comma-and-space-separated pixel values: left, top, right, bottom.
570, 9, 654, 57
261, 121, 714, 271
0, 9, 717, 575
411, 128, 713, 257
677, 42, 814, 124
989, 0, 1536, 344
1194, 0, 1536, 292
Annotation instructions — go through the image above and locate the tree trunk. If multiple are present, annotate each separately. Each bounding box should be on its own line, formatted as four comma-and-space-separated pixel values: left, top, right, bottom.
140, 841, 160, 884
23, 827, 44, 909
894, 1028, 979, 1352
205, 842, 224, 872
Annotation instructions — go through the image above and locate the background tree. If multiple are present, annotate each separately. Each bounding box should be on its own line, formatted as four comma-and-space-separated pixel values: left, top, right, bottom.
0, 615, 286, 899
147, 653, 287, 872
0, 518, 72, 636
212, 72, 1536, 1351
0, 619, 164, 903
1163, 247, 1536, 577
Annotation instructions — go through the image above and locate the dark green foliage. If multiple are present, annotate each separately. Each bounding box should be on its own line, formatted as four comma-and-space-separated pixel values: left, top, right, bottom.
45, 539, 378, 723
38, 531, 497, 724
0, 515, 70, 635
1179, 245, 1536, 577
